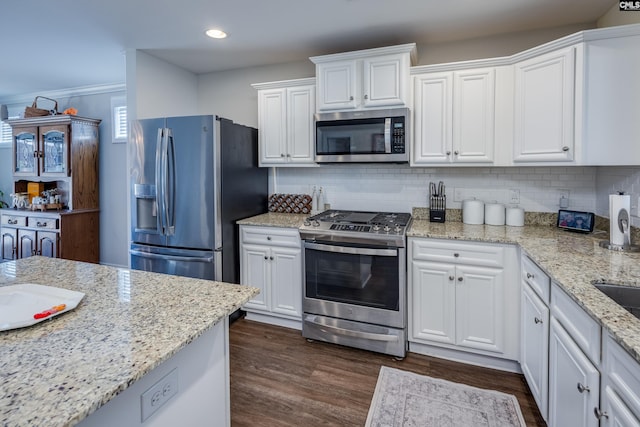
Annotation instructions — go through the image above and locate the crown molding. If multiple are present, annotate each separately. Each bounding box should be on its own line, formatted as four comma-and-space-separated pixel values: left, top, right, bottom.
0, 82, 125, 106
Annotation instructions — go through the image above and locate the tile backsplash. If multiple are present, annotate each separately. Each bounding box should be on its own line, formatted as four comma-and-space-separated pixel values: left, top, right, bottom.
274, 165, 599, 215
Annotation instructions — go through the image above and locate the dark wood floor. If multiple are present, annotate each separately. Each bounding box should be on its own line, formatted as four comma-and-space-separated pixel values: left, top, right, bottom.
229, 318, 546, 426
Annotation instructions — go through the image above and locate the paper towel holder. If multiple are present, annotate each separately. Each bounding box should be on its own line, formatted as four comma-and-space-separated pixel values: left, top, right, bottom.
600, 192, 640, 252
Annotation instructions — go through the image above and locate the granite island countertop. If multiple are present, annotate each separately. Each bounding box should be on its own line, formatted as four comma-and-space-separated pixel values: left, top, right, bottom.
408, 220, 640, 364
0, 256, 259, 427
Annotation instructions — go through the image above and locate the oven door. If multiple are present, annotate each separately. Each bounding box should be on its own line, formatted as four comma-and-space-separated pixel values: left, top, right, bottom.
303, 240, 406, 329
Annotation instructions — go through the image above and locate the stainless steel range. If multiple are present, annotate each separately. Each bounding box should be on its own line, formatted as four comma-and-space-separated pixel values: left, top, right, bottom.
299, 210, 411, 358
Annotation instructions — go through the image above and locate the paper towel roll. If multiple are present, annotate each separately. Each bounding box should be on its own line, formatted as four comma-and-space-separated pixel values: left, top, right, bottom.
506, 207, 525, 226
462, 199, 484, 224
610, 194, 631, 246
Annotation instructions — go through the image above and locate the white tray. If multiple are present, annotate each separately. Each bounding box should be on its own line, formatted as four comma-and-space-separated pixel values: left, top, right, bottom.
0, 283, 85, 331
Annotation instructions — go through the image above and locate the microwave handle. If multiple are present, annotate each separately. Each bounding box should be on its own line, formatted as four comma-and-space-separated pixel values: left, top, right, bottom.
384, 118, 391, 153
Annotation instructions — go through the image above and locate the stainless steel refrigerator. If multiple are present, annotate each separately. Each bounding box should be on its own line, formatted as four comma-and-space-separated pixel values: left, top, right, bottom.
129, 115, 267, 282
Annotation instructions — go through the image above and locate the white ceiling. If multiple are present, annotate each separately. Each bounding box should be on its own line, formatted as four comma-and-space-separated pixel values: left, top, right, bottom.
0, 0, 616, 100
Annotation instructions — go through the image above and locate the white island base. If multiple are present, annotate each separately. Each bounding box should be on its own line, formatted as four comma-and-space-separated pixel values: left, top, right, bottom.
77, 318, 230, 427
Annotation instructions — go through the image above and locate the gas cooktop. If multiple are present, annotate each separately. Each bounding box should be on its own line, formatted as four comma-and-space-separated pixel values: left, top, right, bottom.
299, 210, 412, 247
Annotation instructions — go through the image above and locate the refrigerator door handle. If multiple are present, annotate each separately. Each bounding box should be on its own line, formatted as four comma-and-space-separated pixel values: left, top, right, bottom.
155, 128, 166, 235
165, 129, 176, 236
129, 249, 214, 263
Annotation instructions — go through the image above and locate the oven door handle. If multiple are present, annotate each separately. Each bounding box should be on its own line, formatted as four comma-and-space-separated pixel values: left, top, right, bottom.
304, 241, 397, 257
305, 315, 399, 342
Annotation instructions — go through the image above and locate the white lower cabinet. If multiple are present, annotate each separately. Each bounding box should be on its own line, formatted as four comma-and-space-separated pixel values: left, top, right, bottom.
548, 316, 600, 427
600, 333, 640, 426
409, 238, 519, 367
521, 282, 550, 421
239, 225, 303, 329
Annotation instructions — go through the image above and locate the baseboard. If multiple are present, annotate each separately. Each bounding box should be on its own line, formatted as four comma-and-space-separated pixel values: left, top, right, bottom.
409, 341, 522, 374
244, 311, 302, 330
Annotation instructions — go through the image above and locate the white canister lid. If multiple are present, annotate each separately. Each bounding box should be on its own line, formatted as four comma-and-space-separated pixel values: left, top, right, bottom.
506, 207, 525, 227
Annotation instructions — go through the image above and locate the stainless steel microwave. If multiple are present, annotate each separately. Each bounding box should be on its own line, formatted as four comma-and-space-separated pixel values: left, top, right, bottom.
315, 108, 409, 163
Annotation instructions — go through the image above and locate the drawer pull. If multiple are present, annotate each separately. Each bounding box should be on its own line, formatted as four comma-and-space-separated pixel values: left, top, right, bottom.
577, 382, 590, 393
36, 222, 48, 228
534, 317, 543, 324
593, 407, 608, 420
526, 272, 534, 279
8, 219, 18, 225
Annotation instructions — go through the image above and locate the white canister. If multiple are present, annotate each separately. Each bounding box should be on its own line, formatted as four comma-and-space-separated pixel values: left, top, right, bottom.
506, 207, 525, 227
462, 199, 484, 224
484, 203, 506, 225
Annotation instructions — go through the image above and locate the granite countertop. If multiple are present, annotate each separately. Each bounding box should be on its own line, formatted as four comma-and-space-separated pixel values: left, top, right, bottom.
0, 256, 259, 427
237, 212, 308, 228
408, 219, 640, 364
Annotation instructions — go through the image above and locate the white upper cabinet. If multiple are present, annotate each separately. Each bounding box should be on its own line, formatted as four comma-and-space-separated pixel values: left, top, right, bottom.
412, 67, 496, 165
253, 78, 316, 167
513, 46, 577, 163
311, 44, 416, 112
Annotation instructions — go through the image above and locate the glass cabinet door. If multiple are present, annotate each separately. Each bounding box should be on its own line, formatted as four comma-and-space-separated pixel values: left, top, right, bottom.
40, 125, 70, 176
13, 126, 38, 176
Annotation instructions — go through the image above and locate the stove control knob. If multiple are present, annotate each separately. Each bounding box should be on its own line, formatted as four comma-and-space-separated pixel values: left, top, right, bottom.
373, 225, 381, 231
383, 225, 391, 232
303, 219, 311, 226
394, 225, 402, 233
312, 220, 320, 227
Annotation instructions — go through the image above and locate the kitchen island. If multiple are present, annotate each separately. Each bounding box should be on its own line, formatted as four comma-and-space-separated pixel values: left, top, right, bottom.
0, 256, 259, 427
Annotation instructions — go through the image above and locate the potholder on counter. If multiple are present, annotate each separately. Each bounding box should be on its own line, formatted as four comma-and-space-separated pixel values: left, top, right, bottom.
268, 194, 312, 214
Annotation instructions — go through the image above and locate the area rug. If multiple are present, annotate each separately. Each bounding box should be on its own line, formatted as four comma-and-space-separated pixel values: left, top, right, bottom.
365, 366, 526, 427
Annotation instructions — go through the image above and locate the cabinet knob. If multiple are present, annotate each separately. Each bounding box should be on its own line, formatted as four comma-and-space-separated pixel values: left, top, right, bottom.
577, 382, 590, 393
526, 272, 534, 279
454, 150, 459, 155
453, 253, 459, 257
534, 317, 543, 324
266, 236, 271, 240
286, 154, 291, 158
449, 276, 455, 281
562, 146, 570, 152
280, 153, 285, 157
270, 256, 274, 261
594, 407, 609, 420
446, 151, 451, 156
349, 96, 354, 101
364, 94, 368, 100
457, 277, 463, 282
264, 256, 268, 260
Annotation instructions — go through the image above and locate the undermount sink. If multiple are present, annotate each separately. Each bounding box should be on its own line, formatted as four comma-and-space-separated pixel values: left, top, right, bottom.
594, 283, 640, 320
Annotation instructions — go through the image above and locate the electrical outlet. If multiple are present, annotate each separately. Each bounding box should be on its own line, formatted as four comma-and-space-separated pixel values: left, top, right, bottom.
454, 188, 464, 202
558, 189, 570, 208
509, 189, 520, 204
141, 368, 178, 421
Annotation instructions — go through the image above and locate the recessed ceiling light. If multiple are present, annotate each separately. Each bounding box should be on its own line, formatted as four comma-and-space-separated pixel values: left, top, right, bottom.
205, 29, 227, 39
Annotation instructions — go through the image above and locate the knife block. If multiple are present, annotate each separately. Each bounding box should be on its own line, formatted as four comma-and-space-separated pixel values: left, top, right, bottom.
429, 195, 446, 223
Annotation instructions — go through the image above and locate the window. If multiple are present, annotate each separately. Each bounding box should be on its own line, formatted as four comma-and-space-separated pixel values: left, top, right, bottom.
0, 121, 11, 145
111, 96, 127, 143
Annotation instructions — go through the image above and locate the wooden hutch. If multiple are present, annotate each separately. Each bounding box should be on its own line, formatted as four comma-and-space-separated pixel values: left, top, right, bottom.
1, 115, 100, 263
